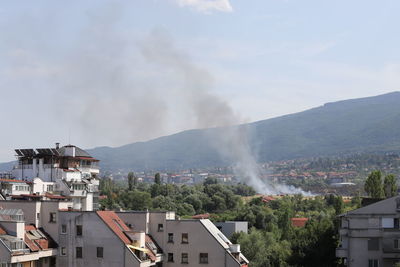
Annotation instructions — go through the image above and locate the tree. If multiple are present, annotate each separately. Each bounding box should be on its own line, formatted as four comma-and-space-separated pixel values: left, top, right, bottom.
119, 190, 151, 210
333, 196, 344, 215
154, 173, 161, 185
384, 174, 397, 198
128, 172, 135, 191
364, 170, 384, 198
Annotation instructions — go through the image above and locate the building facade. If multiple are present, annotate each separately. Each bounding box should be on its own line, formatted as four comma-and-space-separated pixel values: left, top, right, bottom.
0, 145, 249, 267
337, 196, 400, 267
9, 144, 99, 211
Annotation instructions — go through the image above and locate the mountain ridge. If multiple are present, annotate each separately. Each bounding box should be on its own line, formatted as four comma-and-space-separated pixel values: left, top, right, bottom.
87, 91, 400, 171
1, 92, 400, 172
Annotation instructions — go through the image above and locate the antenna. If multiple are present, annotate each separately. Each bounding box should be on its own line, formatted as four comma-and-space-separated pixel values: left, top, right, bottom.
68, 127, 71, 145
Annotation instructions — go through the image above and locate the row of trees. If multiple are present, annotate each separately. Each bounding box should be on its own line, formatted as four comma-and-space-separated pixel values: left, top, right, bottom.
100, 175, 255, 216
364, 170, 397, 198
99, 170, 397, 267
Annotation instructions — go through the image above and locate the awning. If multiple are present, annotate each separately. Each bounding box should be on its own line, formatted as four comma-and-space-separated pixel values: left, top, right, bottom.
127, 245, 149, 253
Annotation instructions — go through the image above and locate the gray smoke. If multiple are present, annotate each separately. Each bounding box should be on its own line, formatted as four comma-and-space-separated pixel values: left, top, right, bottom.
2, 4, 309, 194
139, 30, 310, 195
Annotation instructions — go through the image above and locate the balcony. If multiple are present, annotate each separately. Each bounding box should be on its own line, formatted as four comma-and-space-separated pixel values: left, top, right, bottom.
0, 238, 30, 254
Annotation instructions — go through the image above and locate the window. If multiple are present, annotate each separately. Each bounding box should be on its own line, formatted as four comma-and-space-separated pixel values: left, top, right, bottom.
97, 247, 103, 258
37, 213, 40, 220
60, 247, 67, 256
47, 185, 54, 192
72, 184, 85, 191
199, 253, 208, 264
76, 225, 82, 236
158, 224, 164, 232
382, 218, 394, 228
368, 259, 378, 267
61, 224, 67, 234
181, 253, 188, 264
76, 247, 82, 259
368, 238, 380, 251
395, 239, 400, 249
182, 233, 188, 244
168, 253, 174, 262
49, 212, 56, 223
168, 233, 174, 243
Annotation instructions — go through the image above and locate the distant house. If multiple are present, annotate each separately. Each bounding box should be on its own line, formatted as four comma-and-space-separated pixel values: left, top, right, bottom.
291, 218, 308, 227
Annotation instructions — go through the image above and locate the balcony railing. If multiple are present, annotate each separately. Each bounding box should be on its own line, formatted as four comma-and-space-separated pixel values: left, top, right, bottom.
1, 239, 29, 253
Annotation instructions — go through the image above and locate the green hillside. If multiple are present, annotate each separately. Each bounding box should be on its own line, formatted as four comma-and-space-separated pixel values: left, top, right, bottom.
85, 92, 400, 171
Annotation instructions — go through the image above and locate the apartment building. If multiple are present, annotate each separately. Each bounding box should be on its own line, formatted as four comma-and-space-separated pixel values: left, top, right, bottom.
117, 211, 249, 267
337, 196, 400, 267
0, 208, 57, 266
0, 145, 249, 266
57, 210, 162, 267
10, 144, 100, 211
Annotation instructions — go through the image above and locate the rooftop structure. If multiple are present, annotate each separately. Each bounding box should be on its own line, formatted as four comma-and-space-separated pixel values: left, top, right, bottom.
8, 144, 99, 211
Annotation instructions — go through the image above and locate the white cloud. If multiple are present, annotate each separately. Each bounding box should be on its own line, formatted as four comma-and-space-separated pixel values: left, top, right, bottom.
175, 0, 233, 13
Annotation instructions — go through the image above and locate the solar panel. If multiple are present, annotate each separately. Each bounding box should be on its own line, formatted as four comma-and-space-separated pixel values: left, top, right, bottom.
51, 148, 60, 156
15, 150, 23, 156
18, 149, 36, 157
36, 148, 53, 155
36, 148, 60, 156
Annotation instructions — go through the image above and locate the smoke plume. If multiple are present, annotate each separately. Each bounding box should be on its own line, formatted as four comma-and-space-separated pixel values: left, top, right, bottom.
2, 4, 309, 194
139, 30, 310, 195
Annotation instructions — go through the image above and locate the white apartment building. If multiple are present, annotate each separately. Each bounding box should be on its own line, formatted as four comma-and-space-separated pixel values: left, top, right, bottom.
10, 144, 100, 211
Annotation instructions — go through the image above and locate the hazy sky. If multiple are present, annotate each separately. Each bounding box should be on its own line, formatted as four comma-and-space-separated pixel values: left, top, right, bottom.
0, 0, 399, 162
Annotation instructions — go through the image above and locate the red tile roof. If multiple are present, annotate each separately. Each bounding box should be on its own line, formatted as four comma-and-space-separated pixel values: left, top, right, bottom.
0, 179, 29, 183
291, 217, 309, 227
96, 211, 131, 244
45, 193, 69, 199
25, 234, 40, 252
24, 225, 51, 251
0, 226, 6, 235
262, 196, 276, 203
192, 213, 210, 219
25, 225, 36, 231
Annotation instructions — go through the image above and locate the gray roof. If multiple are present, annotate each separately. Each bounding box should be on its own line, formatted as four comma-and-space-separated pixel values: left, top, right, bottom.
58, 145, 92, 158
343, 196, 400, 216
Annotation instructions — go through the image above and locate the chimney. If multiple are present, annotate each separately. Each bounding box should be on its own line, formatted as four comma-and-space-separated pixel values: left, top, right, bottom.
55, 143, 60, 149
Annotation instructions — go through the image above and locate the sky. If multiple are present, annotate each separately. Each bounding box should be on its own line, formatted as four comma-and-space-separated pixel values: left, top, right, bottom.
0, 0, 400, 162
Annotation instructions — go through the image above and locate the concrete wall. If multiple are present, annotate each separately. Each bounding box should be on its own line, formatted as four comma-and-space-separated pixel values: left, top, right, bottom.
0, 201, 38, 226
214, 222, 248, 238
0, 240, 11, 263
162, 220, 238, 267
117, 212, 148, 233
58, 211, 127, 267
0, 221, 25, 239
